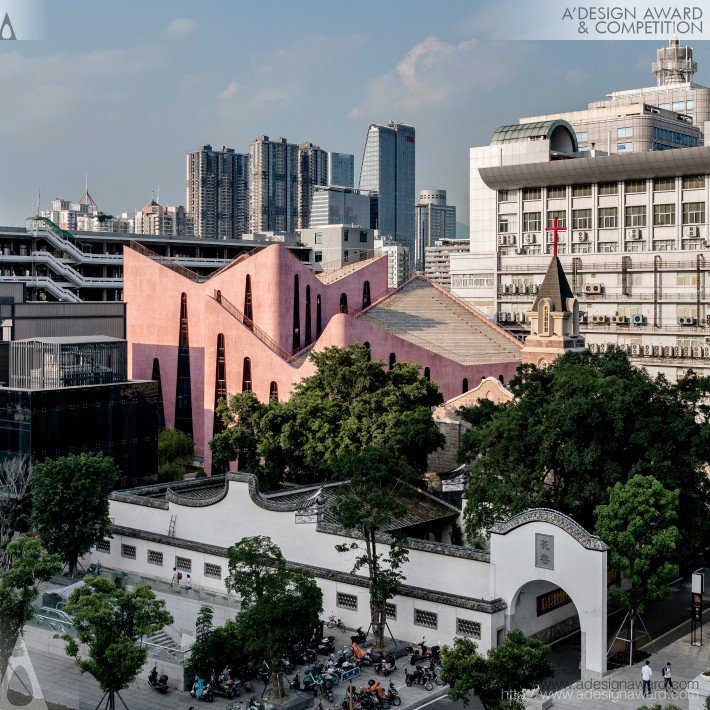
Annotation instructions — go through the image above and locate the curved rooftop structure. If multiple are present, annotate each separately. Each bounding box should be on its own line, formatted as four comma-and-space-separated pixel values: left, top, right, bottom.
491, 119, 578, 153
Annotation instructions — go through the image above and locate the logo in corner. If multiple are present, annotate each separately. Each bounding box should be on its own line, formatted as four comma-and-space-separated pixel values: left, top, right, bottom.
0, 12, 17, 40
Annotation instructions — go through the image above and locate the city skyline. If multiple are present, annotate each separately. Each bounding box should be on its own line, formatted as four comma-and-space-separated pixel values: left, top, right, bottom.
3, 1, 710, 230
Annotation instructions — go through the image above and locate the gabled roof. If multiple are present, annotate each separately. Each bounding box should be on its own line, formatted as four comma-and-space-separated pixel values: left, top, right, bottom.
532, 257, 574, 312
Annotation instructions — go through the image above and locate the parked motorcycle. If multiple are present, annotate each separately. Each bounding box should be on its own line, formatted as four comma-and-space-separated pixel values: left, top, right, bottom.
351, 627, 367, 644
385, 681, 402, 706
407, 638, 440, 665
147, 664, 168, 694
375, 652, 396, 676
191, 676, 215, 702
317, 635, 336, 655
404, 667, 433, 691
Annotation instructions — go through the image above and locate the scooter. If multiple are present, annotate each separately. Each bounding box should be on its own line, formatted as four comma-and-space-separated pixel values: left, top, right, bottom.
375, 653, 396, 676
408, 638, 440, 665
385, 681, 402, 706
147, 664, 168, 694
317, 635, 336, 655
191, 676, 215, 702
351, 627, 367, 644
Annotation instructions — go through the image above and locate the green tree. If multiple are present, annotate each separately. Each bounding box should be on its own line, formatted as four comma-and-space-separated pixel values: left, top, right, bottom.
595, 475, 681, 664
225, 535, 286, 604
61, 576, 173, 710
158, 428, 195, 482
0, 455, 33, 555
187, 612, 246, 681
330, 447, 414, 648
458, 349, 710, 565
210, 345, 444, 486
440, 630, 553, 710
0, 536, 62, 680
32, 453, 119, 576
236, 566, 322, 700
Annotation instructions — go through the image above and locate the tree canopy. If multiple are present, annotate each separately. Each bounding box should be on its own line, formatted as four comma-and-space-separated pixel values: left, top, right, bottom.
225, 535, 287, 604
440, 630, 553, 709
62, 577, 173, 700
330, 446, 414, 647
32, 453, 119, 576
210, 345, 444, 486
458, 349, 710, 565
0, 536, 62, 679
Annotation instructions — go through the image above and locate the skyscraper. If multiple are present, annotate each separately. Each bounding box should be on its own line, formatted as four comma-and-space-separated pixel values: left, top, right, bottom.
186, 145, 248, 239
297, 142, 328, 229
415, 189, 456, 270
327, 152, 355, 188
248, 136, 298, 233
358, 121, 415, 257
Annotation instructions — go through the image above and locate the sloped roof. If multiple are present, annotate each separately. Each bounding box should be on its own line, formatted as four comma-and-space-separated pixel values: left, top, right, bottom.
359, 277, 522, 365
432, 376, 513, 422
531, 257, 574, 312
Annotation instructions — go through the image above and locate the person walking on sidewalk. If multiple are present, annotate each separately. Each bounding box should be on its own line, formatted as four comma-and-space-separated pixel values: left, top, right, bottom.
185, 573, 192, 593
641, 660, 652, 698
662, 662, 673, 691
170, 566, 177, 588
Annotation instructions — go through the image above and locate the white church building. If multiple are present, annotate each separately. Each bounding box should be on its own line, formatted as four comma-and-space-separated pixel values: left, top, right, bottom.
94, 471, 609, 679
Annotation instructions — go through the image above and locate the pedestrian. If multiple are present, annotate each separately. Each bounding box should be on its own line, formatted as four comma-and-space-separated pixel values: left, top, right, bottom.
170, 566, 177, 588
641, 660, 652, 698
662, 661, 673, 691
176, 569, 183, 590
185, 573, 192, 593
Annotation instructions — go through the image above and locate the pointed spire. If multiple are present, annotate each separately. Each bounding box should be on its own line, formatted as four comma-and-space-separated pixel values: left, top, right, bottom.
531, 256, 574, 313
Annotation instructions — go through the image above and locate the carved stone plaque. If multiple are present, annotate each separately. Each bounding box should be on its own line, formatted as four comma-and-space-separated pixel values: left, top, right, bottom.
535, 533, 554, 570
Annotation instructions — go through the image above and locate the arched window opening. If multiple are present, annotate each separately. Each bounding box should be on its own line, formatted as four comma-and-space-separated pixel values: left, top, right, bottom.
389, 352, 396, 370
242, 357, 252, 393
316, 295, 323, 337
292, 275, 301, 353
424, 367, 430, 381
305, 285, 312, 346
462, 378, 469, 393
151, 358, 165, 430
542, 302, 551, 336
499, 374, 505, 383
362, 281, 371, 309
269, 381, 279, 401
175, 293, 193, 437
244, 274, 253, 329
340, 293, 348, 314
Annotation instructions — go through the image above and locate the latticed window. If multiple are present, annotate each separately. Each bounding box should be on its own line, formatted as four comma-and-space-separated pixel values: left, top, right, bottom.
204, 563, 222, 579
598, 182, 618, 195
598, 207, 617, 229
385, 603, 397, 620
96, 540, 110, 554
121, 544, 136, 560
175, 556, 192, 572
336, 592, 358, 610
414, 609, 438, 629
682, 202, 705, 224
456, 618, 482, 638
653, 204, 675, 226
683, 175, 705, 190
547, 186, 566, 199
147, 550, 163, 566
571, 184, 591, 197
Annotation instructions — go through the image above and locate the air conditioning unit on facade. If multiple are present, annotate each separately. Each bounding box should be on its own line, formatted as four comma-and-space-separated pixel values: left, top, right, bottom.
497, 235, 508, 246
628, 229, 643, 240
653, 346, 661, 356
703, 346, 710, 358
498, 285, 506, 295
579, 313, 589, 324
672, 346, 681, 357
692, 347, 700, 357
611, 315, 629, 324
509, 313, 517, 323
588, 343, 598, 353
546, 232, 556, 244
523, 233, 537, 245
498, 312, 508, 322
663, 346, 672, 357
685, 225, 700, 237
514, 247, 525, 255
706, 314, 710, 325
591, 315, 608, 324
531, 284, 539, 294
678, 316, 698, 326
631, 315, 647, 325
631, 344, 640, 355
577, 231, 589, 242
584, 284, 603, 294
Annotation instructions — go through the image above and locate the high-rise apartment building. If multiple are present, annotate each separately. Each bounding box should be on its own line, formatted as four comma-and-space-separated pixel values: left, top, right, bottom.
358, 121, 415, 257
186, 145, 248, 240
134, 200, 193, 237
248, 136, 298, 233
42, 190, 99, 231
415, 189, 456, 270
297, 143, 328, 229
327, 152, 355, 188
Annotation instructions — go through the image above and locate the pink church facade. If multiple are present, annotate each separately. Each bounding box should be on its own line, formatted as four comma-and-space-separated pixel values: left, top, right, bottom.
124, 244, 521, 471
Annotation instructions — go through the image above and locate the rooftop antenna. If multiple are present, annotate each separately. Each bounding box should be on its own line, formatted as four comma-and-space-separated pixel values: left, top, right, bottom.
157, 185, 160, 204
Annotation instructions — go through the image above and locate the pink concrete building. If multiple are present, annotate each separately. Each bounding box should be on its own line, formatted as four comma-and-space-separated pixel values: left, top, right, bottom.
124, 243, 522, 471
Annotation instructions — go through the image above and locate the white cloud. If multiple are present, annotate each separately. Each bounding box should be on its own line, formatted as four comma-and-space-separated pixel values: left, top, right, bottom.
166, 18, 197, 37
218, 79, 240, 99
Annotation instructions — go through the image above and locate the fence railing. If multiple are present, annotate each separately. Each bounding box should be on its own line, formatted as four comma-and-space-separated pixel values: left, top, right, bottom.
207, 245, 268, 279
129, 241, 204, 282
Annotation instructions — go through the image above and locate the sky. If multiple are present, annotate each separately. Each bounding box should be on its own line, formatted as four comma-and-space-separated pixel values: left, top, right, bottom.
2, 0, 710, 230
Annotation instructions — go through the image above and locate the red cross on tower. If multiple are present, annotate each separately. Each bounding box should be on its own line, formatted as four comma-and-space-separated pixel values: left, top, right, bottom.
545, 216, 566, 257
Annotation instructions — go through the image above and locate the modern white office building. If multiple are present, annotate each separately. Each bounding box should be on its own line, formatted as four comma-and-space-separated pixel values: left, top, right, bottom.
309, 185, 373, 229
297, 142, 328, 230
522, 35, 710, 154
375, 236, 410, 289
359, 122, 416, 255
424, 238, 469, 290
415, 189, 457, 270
451, 38, 710, 381
298, 225, 374, 272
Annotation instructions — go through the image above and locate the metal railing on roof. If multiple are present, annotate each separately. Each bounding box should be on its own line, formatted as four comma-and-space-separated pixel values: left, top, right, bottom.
129, 241, 204, 282
207, 245, 268, 279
